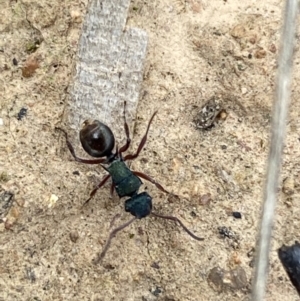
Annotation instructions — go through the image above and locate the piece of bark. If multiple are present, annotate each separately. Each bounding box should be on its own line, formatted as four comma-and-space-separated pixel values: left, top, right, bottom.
64, 0, 148, 148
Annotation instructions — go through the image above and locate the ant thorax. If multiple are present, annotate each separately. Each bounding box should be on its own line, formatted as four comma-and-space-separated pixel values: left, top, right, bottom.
107, 160, 142, 198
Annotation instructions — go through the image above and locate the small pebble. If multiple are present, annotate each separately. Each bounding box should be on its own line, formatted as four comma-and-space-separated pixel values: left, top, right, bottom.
151, 287, 162, 297
151, 262, 160, 269
48, 194, 58, 208
232, 212, 242, 219
208, 266, 247, 292
278, 242, 300, 295
17, 108, 28, 120
69, 231, 79, 243
282, 176, 294, 195
200, 193, 211, 205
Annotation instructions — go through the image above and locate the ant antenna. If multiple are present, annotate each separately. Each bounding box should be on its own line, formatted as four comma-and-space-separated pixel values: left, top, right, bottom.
93, 217, 137, 264
151, 212, 204, 241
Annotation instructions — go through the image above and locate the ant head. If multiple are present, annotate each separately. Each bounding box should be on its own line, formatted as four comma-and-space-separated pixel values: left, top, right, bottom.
80, 120, 115, 158
125, 192, 152, 218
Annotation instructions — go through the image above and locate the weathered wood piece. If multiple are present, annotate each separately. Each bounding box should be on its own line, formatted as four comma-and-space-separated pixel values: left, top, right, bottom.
65, 0, 148, 145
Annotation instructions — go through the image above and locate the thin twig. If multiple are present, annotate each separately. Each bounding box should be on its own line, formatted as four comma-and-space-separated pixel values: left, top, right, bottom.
251, 1, 299, 300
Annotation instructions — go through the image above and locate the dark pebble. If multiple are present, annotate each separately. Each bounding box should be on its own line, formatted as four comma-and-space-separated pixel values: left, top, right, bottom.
278, 242, 300, 295
232, 212, 242, 219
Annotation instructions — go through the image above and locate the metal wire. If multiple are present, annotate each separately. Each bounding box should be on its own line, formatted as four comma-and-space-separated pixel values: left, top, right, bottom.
251, 0, 299, 300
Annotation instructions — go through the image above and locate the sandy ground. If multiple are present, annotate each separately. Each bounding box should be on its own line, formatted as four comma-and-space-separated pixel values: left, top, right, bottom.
1, 0, 300, 300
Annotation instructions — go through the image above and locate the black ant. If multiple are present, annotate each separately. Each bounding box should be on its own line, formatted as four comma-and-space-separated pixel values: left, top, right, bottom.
56, 102, 203, 263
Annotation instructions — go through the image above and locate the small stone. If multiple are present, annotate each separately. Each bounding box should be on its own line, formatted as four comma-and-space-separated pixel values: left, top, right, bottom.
22, 56, 40, 78
282, 176, 294, 195
241, 87, 247, 94
278, 242, 300, 295
151, 262, 160, 269
208, 266, 247, 292
17, 108, 28, 120
48, 194, 58, 208
70, 231, 79, 243
232, 212, 242, 219
70, 9, 82, 23
200, 193, 211, 205
269, 44, 277, 53
254, 49, 267, 59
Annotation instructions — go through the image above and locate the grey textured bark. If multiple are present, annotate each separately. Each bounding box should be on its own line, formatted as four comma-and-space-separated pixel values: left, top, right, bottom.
65, 0, 148, 145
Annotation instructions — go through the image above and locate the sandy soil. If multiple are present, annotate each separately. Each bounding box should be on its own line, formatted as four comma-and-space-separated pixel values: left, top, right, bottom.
1, 0, 300, 300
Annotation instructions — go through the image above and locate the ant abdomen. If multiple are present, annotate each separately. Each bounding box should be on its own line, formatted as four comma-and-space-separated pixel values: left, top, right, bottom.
80, 120, 115, 158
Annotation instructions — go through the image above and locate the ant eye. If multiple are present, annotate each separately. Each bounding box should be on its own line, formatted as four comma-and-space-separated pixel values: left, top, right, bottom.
80, 120, 115, 158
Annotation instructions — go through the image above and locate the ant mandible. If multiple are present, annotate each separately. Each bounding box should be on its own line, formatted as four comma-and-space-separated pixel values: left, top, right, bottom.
57, 102, 203, 263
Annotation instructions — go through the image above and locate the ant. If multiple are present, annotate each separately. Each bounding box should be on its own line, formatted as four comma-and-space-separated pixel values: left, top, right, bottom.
57, 102, 204, 263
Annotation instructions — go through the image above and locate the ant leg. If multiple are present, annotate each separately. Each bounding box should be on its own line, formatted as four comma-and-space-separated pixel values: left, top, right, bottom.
83, 174, 111, 206
124, 111, 158, 161
151, 212, 204, 241
132, 171, 171, 195
110, 182, 115, 197
109, 213, 121, 228
56, 127, 106, 164
93, 217, 136, 264
119, 101, 131, 154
